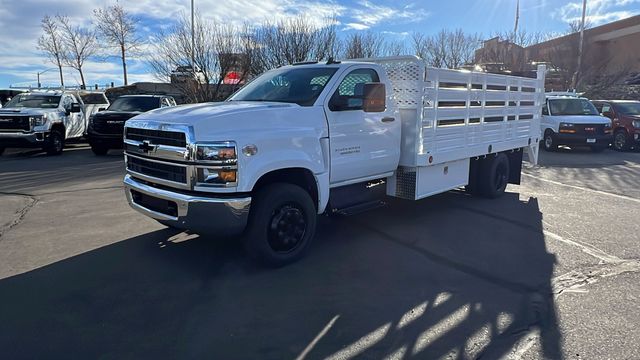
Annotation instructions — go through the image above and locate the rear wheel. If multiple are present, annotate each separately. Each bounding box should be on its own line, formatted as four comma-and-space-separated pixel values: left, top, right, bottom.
478, 153, 510, 198
243, 183, 316, 267
613, 130, 630, 151
542, 131, 558, 152
91, 143, 109, 156
45, 129, 64, 155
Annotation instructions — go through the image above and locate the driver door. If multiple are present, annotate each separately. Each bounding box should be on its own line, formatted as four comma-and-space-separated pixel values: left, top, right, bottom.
325, 67, 401, 184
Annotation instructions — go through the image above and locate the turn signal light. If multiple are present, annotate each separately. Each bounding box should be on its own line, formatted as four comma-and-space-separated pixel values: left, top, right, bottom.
559, 129, 576, 134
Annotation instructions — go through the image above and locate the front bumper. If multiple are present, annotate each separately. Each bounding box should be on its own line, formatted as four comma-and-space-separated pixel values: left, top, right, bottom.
124, 175, 251, 236
0, 132, 47, 148
555, 133, 612, 146
87, 130, 124, 148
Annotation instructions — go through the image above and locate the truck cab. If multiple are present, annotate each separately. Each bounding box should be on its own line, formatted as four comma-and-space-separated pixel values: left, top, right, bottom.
540, 92, 612, 152
0, 91, 85, 155
123, 57, 545, 266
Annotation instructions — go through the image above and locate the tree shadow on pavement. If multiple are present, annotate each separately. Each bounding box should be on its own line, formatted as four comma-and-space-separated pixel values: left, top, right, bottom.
0, 192, 561, 359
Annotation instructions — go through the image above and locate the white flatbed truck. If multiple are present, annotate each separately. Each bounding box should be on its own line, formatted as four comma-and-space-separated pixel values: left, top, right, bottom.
123, 56, 546, 266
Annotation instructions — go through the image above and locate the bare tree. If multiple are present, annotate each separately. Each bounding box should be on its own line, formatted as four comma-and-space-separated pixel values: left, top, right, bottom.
342, 32, 384, 59
37, 15, 66, 87
94, 4, 143, 85
58, 15, 98, 89
252, 16, 339, 72
148, 14, 254, 103
413, 29, 480, 69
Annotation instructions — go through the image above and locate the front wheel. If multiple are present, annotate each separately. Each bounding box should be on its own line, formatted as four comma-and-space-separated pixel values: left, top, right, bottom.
613, 130, 630, 151
91, 143, 109, 156
243, 183, 316, 267
45, 129, 64, 155
542, 131, 558, 152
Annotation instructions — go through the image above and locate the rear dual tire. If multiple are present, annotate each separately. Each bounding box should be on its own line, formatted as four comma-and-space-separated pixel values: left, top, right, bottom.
467, 153, 510, 199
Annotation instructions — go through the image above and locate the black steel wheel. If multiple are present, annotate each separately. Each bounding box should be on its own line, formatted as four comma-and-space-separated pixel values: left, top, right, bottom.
243, 183, 316, 267
479, 153, 510, 198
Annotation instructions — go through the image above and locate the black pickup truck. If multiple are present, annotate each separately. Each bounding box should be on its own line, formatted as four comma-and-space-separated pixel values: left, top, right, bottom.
87, 95, 176, 155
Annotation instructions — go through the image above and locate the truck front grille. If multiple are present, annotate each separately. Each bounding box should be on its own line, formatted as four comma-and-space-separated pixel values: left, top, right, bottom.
125, 128, 187, 147
574, 124, 606, 135
127, 156, 188, 184
0, 116, 30, 132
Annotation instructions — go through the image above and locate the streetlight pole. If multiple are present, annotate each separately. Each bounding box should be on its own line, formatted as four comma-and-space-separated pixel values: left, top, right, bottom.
191, 0, 195, 69
572, 0, 587, 90
37, 68, 55, 89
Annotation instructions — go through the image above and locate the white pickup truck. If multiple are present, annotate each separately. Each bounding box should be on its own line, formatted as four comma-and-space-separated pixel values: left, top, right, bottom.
123, 56, 545, 266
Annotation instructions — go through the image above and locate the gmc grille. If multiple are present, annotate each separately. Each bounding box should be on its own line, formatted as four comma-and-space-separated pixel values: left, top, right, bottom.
125, 128, 187, 147
0, 116, 30, 132
127, 156, 188, 184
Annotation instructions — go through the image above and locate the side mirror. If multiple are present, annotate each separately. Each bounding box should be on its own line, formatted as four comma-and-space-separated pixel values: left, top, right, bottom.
362, 83, 386, 113
70, 103, 81, 113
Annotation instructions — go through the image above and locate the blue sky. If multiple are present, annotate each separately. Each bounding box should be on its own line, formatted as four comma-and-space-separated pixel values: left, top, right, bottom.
1, 0, 639, 88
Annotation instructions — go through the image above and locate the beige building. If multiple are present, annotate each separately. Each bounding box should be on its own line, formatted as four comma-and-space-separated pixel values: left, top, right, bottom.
475, 15, 640, 89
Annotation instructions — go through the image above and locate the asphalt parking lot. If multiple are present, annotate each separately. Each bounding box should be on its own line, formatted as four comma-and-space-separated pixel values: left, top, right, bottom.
1, 144, 639, 359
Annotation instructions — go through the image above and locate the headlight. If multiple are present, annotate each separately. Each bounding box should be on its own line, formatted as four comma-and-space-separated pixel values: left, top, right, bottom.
195, 142, 237, 163
197, 168, 237, 185
29, 115, 46, 127
633, 120, 640, 129
559, 122, 574, 128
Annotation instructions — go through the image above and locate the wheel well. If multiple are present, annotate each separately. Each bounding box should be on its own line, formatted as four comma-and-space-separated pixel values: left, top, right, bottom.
544, 128, 554, 136
253, 168, 318, 209
50, 123, 65, 138
614, 127, 627, 134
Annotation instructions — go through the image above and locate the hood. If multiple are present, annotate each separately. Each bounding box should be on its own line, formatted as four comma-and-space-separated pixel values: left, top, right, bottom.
93, 110, 141, 121
128, 101, 327, 141
546, 114, 611, 124
0, 108, 61, 116
137, 101, 298, 122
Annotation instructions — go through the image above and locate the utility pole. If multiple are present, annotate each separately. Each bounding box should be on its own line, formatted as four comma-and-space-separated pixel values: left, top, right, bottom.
572, 0, 587, 90
191, 0, 195, 70
514, 0, 520, 34
37, 68, 54, 89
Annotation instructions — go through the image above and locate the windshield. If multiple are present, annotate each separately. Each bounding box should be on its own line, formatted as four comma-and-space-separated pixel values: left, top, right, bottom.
80, 93, 108, 104
4, 95, 61, 109
108, 97, 159, 112
548, 98, 598, 116
616, 102, 640, 116
229, 67, 338, 106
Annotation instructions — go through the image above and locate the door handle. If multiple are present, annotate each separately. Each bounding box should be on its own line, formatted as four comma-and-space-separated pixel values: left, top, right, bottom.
381, 117, 395, 123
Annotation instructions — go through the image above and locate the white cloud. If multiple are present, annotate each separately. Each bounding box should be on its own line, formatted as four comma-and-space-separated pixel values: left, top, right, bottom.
0, 0, 428, 87
555, 0, 640, 26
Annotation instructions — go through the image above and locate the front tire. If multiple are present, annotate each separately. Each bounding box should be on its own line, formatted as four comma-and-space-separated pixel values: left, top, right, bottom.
542, 130, 558, 152
243, 183, 316, 267
613, 130, 630, 151
91, 143, 109, 156
45, 129, 64, 155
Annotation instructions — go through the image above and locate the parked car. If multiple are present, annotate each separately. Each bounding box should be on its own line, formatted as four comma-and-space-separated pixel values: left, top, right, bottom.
0, 90, 85, 155
592, 100, 640, 151
87, 95, 176, 155
541, 92, 613, 152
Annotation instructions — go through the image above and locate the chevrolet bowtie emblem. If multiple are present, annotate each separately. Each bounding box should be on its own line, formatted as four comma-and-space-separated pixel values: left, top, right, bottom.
138, 140, 156, 153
